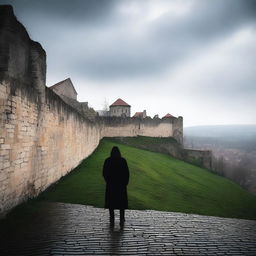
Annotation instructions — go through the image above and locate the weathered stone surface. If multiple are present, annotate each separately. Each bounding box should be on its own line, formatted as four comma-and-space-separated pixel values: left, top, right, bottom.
0, 77, 101, 216
0, 202, 256, 255
99, 116, 183, 144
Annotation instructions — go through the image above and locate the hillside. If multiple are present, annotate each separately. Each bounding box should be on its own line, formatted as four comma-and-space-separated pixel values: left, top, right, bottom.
38, 138, 256, 220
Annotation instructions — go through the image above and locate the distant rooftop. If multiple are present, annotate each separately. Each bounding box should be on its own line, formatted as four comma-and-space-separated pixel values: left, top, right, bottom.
50, 78, 78, 95
133, 110, 147, 118
163, 113, 175, 118
110, 98, 130, 107
133, 112, 143, 117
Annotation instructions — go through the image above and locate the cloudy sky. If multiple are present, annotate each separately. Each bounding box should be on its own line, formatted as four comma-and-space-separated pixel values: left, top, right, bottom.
1, 0, 256, 126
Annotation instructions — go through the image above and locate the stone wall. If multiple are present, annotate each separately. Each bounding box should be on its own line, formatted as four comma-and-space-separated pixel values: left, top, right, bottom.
182, 149, 212, 169
0, 6, 46, 96
55, 94, 97, 121
109, 136, 212, 169
0, 78, 101, 216
109, 136, 183, 159
100, 116, 183, 144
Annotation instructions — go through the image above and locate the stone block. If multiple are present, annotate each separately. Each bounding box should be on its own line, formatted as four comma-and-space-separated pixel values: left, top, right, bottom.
23, 157, 29, 162
0, 91, 6, 99
20, 152, 26, 158
0, 84, 6, 93
14, 159, 23, 165
0, 138, 4, 144
8, 167, 14, 173
6, 128, 14, 133
20, 162, 27, 168
3, 161, 10, 168
1, 144, 11, 150
8, 114, 16, 120
0, 172, 7, 182
34, 180, 41, 190
20, 126, 27, 132
0, 150, 9, 157
7, 133, 14, 139
5, 124, 14, 129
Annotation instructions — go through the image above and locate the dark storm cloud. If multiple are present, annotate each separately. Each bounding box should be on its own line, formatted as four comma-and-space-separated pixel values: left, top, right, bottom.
0, 0, 255, 80
72, 0, 256, 80
73, 0, 256, 80
153, 0, 256, 42
0, 0, 116, 24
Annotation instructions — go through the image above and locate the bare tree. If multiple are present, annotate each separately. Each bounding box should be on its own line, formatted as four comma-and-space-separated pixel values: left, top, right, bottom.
102, 98, 109, 111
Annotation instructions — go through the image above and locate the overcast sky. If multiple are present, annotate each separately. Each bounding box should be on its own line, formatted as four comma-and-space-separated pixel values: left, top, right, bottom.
1, 0, 256, 126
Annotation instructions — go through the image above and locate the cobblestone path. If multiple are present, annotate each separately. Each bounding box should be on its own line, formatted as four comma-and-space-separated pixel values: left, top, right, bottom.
0, 202, 256, 255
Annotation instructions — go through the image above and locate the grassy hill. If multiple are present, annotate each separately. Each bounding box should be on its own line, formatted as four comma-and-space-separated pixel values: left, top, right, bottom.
38, 138, 256, 220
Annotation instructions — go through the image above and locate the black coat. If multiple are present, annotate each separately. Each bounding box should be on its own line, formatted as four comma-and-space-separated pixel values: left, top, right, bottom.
103, 156, 129, 209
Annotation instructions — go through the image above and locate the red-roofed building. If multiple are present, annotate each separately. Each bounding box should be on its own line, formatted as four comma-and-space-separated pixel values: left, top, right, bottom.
109, 98, 131, 117
110, 98, 130, 107
133, 110, 147, 119
163, 113, 175, 118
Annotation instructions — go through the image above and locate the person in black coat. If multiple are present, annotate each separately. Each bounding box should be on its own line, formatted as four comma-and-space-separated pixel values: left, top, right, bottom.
103, 146, 129, 225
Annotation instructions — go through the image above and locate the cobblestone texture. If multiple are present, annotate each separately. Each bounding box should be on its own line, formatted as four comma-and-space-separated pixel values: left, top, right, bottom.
0, 202, 256, 255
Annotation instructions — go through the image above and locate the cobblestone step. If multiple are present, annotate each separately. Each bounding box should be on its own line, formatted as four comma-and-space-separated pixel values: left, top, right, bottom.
0, 202, 256, 255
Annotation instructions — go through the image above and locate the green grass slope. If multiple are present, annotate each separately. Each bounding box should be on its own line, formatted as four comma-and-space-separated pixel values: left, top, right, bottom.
39, 138, 256, 220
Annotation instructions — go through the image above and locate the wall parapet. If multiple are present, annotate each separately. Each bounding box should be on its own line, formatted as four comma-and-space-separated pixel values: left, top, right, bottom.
98, 116, 183, 144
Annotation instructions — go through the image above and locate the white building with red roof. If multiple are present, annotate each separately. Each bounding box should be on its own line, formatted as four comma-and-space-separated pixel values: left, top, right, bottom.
109, 98, 131, 117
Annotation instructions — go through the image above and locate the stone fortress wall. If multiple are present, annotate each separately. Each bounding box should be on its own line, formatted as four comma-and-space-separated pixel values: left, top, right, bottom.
0, 6, 184, 216
100, 116, 183, 143
0, 5, 103, 215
